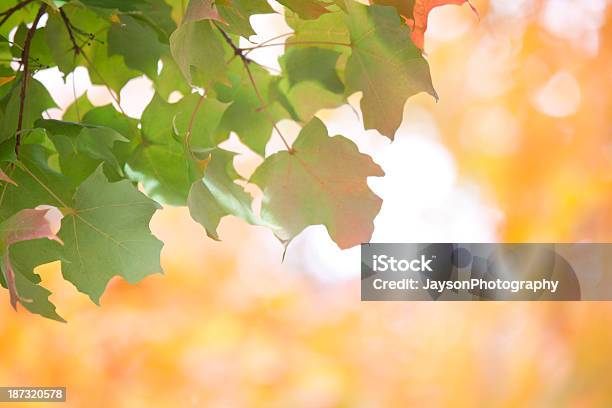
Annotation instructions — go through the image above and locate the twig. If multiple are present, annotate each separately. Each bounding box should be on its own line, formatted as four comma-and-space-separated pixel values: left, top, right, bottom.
241, 40, 352, 52
15, 3, 46, 156
59, 8, 80, 55
243, 32, 293, 56
59, 9, 127, 116
215, 25, 294, 153
0, 0, 34, 28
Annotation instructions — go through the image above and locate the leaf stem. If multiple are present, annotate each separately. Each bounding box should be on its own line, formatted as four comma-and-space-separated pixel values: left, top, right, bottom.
243, 62, 293, 153
16, 161, 70, 208
184, 92, 205, 158
0, 0, 34, 28
15, 3, 46, 156
2, 254, 19, 310
215, 25, 294, 153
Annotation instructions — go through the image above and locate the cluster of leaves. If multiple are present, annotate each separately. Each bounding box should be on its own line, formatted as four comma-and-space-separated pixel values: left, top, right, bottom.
0, 0, 472, 320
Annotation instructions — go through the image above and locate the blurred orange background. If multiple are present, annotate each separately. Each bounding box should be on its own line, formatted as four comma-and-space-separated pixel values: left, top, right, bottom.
1, 0, 612, 406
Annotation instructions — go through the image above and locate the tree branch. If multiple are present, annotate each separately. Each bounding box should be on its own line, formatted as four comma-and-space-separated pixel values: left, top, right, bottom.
215, 25, 294, 154
0, 0, 34, 28
242, 32, 293, 56
14, 3, 46, 156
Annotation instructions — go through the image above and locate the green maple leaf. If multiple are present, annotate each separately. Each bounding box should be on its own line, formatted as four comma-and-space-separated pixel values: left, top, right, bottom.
220, 0, 274, 36
63, 94, 95, 122
108, 15, 167, 79
279, 11, 352, 121
214, 60, 292, 155
126, 93, 227, 205
126, 139, 192, 206
44, 10, 79, 75
86, 30, 141, 94
141, 93, 226, 147
251, 118, 384, 249
1, 146, 162, 306
0, 145, 74, 216
11, 24, 54, 68
0, 3, 38, 38
283, 47, 345, 94
153, 55, 192, 101
0, 78, 56, 142
58, 167, 163, 303
37, 119, 129, 184
170, 19, 229, 86
81, 105, 141, 169
188, 149, 258, 240
46, 4, 136, 91
281, 80, 346, 123
344, 1, 437, 138
82, 105, 139, 141
285, 9, 350, 45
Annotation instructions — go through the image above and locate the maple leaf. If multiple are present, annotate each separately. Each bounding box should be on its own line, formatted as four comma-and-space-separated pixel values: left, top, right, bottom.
170, 19, 229, 86
409, 0, 477, 49
184, 0, 274, 36
0, 0, 471, 320
345, 1, 437, 138
0, 208, 62, 310
108, 15, 167, 79
369, 0, 476, 49
188, 149, 259, 240
127, 93, 226, 205
59, 167, 163, 304
251, 118, 384, 249
1, 146, 163, 313
214, 60, 293, 156
183, 0, 224, 23
276, 0, 331, 20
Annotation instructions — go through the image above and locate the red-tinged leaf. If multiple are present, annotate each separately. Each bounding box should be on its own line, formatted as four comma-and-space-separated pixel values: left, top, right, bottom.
0, 168, 17, 186
0, 208, 62, 309
369, 0, 477, 49
409, 0, 477, 49
251, 118, 384, 249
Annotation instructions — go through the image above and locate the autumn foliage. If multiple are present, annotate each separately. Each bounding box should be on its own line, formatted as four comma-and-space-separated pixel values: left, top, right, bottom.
0, 0, 480, 320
